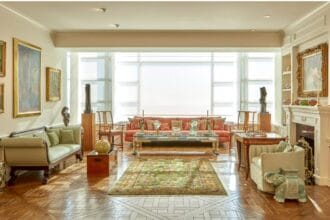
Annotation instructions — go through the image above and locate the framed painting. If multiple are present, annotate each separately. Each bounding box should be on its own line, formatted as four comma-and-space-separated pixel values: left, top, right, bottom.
0, 40, 6, 77
46, 67, 61, 101
297, 43, 328, 97
13, 38, 41, 117
0, 84, 4, 113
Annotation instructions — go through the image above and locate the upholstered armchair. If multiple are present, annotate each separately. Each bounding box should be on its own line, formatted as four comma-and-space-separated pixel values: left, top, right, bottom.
249, 144, 305, 193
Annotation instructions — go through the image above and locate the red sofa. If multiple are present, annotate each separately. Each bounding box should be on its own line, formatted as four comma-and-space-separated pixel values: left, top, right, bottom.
125, 116, 231, 144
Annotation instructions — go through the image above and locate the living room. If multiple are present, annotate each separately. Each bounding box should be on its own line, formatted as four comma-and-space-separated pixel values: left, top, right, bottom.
0, 1, 330, 219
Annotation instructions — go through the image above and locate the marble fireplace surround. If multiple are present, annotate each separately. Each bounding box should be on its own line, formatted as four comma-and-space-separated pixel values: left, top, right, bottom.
284, 105, 330, 186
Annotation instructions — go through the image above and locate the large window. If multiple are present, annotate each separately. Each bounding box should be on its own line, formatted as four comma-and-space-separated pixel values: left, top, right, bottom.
113, 52, 277, 122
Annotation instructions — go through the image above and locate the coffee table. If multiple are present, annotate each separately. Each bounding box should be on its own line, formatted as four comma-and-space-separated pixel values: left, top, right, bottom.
132, 131, 219, 156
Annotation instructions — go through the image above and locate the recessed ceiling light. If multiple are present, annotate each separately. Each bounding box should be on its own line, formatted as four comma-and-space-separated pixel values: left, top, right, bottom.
109, 24, 120, 28
94, 8, 107, 13
264, 15, 271, 19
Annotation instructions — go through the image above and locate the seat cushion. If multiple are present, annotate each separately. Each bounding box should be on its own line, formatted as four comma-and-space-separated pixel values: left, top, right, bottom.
251, 156, 261, 168
48, 144, 80, 163
214, 130, 230, 137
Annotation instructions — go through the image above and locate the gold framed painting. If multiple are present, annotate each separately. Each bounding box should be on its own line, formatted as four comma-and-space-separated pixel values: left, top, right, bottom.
0, 40, 6, 77
13, 38, 41, 117
46, 67, 61, 101
297, 43, 328, 97
0, 84, 4, 113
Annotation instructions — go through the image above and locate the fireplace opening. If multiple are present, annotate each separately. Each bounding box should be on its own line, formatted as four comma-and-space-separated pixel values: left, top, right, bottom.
296, 123, 314, 185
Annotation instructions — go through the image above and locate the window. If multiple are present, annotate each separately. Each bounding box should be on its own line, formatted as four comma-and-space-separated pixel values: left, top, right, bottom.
78, 53, 112, 119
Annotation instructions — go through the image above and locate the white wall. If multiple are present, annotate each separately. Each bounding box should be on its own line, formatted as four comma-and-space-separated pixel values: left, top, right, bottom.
0, 6, 66, 137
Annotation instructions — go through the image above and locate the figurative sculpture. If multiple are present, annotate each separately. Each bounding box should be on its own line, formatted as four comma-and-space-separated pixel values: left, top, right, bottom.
84, 84, 92, 113
61, 106, 70, 127
264, 168, 307, 203
260, 87, 267, 113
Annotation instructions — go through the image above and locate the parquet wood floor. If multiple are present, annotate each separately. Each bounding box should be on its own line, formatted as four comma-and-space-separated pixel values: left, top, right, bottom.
1, 144, 330, 219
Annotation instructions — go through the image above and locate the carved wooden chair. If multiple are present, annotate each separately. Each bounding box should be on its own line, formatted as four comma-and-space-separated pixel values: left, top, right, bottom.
96, 111, 124, 149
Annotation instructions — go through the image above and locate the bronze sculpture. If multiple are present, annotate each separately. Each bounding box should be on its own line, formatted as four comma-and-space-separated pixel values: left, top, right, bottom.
260, 87, 267, 113
61, 106, 70, 127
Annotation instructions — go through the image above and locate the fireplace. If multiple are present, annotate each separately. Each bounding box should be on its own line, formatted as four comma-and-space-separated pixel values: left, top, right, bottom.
283, 105, 330, 186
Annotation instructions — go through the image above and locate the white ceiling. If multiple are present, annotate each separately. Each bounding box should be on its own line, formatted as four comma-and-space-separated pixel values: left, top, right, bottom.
2, 1, 324, 32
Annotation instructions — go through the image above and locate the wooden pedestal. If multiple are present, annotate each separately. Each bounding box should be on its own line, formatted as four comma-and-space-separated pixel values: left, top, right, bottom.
87, 150, 117, 176
258, 113, 271, 132
81, 113, 96, 151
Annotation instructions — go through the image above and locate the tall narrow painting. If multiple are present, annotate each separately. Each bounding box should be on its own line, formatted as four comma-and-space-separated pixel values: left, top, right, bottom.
0, 84, 4, 113
13, 38, 41, 117
0, 40, 5, 77
46, 67, 61, 101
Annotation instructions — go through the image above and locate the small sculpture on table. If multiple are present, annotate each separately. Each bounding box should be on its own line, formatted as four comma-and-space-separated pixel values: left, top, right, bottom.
259, 87, 267, 113
61, 106, 70, 127
84, 84, 92, 113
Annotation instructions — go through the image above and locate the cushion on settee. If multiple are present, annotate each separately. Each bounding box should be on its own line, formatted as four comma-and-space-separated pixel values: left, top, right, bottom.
129, 117, 142, 129
213, 117, 225, 130
47, 132, 59, 146
160, 123, 170, 130
171, 120, 182, 129
199, 119, 207, 130
60, 129, 75, 144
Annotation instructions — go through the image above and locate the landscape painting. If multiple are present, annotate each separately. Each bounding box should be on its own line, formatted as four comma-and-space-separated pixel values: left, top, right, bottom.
0, 84, 4, 113
13, 38, 41, 117
46, 67, 61, 101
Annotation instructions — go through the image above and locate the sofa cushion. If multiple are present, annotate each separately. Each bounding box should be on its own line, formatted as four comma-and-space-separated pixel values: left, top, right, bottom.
146, 119, 155, 130
60, 129, 75, 144
129, 117, 142, 129
33, 132, 51, 147
199, 119, 207, 130
276, 141, 290, 152
213, 117, 225, 130
48, 145, 77, 163
171, 120, 182, 130
160, 122, 170, 130
47, 132, 59, 146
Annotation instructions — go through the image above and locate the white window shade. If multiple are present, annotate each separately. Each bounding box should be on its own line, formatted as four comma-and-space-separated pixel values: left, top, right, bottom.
140, 63, 211, 115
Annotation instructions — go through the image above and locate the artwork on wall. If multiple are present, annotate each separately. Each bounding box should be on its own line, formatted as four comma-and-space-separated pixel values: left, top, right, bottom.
297, 43, 328, 97
46, 67, 61, 101
13, 38, 41, 117
0, 84, 4, 113
0, 40, 6, 77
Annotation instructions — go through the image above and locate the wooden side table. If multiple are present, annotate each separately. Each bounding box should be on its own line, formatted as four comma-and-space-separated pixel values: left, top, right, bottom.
235, 132, 286, 180
87, 150, 117, 176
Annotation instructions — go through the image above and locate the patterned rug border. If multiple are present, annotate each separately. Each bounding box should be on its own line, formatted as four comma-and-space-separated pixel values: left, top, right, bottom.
109, 158, 227, 196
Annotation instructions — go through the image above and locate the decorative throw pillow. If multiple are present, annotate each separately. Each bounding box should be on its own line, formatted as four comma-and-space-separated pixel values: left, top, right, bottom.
60, 129, 75, 144
130, 118, 141, 129
34, 132, 51, 147
183, 121, 191, 130
199, 119, 207, 130
213, 117, 225, 130
47, 132, 59, 146
160, 123, 170, 130
146, 120, 155, 130
283, 144, 294, 153
171, 120, 182, 130
276, 141, 290, 152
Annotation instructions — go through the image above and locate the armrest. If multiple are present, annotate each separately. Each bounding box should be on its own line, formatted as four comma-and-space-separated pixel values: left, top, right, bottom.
1, 137, 46, 148
260, 151, 305, 179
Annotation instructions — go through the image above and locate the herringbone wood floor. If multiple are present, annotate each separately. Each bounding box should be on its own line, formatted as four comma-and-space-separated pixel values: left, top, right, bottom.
1, 144, 329, 219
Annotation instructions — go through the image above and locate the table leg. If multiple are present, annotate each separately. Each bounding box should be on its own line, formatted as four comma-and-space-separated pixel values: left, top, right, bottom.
236, 140, 241, 171
132, 140, 137, 155
245, 144, 250, 180
213, 141, 219, 155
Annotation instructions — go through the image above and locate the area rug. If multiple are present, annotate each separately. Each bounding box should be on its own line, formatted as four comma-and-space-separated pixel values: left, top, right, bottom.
108, 158, 227, 195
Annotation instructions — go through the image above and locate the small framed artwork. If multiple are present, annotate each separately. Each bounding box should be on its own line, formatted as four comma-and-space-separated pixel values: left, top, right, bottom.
0, 40, 6, 77
0, 84, 4, 113
297, 43, 328, 97
13, 38, 41, 117
46, 67, 61, 101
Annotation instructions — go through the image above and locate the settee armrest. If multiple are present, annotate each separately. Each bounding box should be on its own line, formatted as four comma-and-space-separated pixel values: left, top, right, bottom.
1, 137, 46, 148
260, 149, 305, 179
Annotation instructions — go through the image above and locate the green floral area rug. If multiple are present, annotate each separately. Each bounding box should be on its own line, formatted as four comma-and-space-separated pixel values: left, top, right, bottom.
108, 158, 227, 195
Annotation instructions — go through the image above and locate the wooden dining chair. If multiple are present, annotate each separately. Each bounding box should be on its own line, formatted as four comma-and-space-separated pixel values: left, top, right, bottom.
96, 111, 124, 149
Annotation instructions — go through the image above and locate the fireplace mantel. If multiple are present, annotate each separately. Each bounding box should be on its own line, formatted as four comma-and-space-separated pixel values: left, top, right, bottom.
284, 105, 330, 186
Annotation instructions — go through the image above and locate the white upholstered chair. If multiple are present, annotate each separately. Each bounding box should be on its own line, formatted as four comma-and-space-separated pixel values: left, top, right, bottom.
249, 144, 305, 193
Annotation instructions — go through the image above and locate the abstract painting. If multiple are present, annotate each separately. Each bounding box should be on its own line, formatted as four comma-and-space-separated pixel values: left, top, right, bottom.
13, 38, 41, 117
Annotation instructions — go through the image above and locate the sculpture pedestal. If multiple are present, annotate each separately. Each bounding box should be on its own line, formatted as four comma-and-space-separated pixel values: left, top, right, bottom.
81, 113, 96, 151
258, 112, 271, 132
